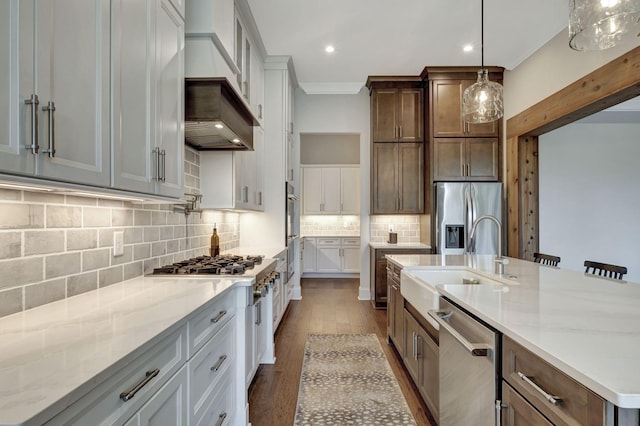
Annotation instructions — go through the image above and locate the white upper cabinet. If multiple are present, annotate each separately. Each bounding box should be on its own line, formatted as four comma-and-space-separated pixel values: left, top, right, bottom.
0, 0, 110, 186
302, 166, 360, 215
112, 0, 184, 198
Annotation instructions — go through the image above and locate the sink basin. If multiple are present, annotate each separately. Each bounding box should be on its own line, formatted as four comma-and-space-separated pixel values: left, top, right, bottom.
400, 268, 513, 325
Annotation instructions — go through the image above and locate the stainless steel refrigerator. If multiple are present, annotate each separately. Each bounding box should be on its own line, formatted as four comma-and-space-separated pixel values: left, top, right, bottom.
433, 182, 502, 255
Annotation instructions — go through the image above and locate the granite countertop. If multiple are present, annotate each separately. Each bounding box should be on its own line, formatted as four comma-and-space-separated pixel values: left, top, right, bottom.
369, 242, 431, 249
0, 272, 260, 426
386, 254, 640, 408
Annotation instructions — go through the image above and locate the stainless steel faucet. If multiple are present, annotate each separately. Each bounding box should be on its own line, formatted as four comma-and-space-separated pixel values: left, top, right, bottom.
469, 215, 507, 274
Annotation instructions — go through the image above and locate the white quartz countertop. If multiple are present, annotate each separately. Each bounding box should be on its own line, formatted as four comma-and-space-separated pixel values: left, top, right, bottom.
301, 234, 360, 238
0, 273, 258, 426
387, 254, 640, 408
369, 242, 431, 250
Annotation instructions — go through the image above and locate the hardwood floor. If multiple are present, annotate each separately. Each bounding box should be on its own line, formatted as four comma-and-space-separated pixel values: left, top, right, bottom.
248, 278, 437, 426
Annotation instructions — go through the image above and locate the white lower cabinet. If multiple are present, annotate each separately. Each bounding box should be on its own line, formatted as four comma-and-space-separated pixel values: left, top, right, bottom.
45, 288, 244, 426
303, 237, 361, 274
123, 365, 188, 426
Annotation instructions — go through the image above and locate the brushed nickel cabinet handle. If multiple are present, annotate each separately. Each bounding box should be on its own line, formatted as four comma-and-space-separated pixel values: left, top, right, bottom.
210, 310, 227, 323
517, 372, 562, 405
120, 368, 160, 401
153, 148, 161, 181
210, 354, 228, 372
24, 94, 39, 154
42, 101, 56, 157
215, 412, 228, 426
160, 149, 166, 182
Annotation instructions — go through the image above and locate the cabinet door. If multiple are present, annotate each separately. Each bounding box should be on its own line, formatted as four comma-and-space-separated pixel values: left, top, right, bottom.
386, 270, 394, 339
433, 138, 465, 181
253, 126, 265, 210
341, 247, 360, 273
302, 238, 317, 272
392, 284, 404, 354
431, 80, 465, 137
0, 0, 36, 175
340, 167, 360, 214
403, 309, 421, 382
111, 0, 155, 194
302, 167, 323, 214
125, 366, 188, 426
398, 143, 424, 214
501, 382, 553, 426
250, 41, 264, 125
35, 0, 110, 187
374, 256, 389, 306
419, 329, 439, 420
155, 0, 184, 198
321, 167, 341, 214
371, 89, 398, 142
316, 246, 341, 273
371, 143, 398, 214
467, 138, 498, 181
398, 88, 423, 142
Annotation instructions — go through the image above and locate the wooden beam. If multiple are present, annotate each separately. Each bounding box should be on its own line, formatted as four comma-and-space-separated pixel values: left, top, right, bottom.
506, 45, 640, 259
508, 45, 640, 139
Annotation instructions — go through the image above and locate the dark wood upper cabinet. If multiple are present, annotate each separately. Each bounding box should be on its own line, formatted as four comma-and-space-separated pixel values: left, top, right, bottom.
367, 77, 424, 143
372, 142, 424, 214
431, 79, 499, 138
433, 137, 498, 181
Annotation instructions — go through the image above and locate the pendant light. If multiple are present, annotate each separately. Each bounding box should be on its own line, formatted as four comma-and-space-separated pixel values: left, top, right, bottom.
569, 0, 640, 51
462, 0, 504, 124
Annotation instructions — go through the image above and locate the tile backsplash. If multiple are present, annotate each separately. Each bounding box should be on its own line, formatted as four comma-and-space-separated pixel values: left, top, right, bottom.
369, 215, 422, 243
0, 147, 239, 318
300, 215, 360, 236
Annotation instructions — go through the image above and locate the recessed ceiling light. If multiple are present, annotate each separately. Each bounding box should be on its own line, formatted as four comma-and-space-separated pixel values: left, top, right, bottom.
325, 45, 335, 53
463, 44, 473, 52
214, 123, 224, 129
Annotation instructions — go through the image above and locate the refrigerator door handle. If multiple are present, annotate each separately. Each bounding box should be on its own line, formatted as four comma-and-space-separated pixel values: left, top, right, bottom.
465, 187, 474, 254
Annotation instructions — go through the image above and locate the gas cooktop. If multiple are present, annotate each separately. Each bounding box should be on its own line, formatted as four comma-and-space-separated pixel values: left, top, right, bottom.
152, 254, 265, 276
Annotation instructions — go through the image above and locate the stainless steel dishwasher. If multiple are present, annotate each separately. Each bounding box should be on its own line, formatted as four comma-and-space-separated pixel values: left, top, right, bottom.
429, 298, 499, 426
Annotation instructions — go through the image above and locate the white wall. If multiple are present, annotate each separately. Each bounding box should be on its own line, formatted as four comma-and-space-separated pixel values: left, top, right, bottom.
539, 122, 640, 282
294, 88, 371, 300
504, 28, 640, 119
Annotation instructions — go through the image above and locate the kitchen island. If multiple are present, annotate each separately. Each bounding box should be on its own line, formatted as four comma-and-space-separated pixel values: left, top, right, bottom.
387, 254, 640, 420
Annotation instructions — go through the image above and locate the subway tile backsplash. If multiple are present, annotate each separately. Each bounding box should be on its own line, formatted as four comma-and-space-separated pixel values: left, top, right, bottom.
369, 215, 422, 243
0, 146, 240, 318
300, 215, 361, 236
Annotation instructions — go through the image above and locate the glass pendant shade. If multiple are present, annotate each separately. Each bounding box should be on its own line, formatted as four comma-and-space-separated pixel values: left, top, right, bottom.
569, 0, 640, 51
462, 69, 504, 124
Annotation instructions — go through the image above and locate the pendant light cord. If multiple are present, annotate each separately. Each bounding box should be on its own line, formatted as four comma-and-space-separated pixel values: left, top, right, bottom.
481, 0, 484, 69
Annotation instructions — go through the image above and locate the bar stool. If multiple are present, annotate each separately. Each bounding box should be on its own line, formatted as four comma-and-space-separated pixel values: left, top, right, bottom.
584, 260, 627, 280
533, 252, 560, 267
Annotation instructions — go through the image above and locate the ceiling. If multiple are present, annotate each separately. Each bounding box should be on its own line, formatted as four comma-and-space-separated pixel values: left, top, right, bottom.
246, 0, 569, 94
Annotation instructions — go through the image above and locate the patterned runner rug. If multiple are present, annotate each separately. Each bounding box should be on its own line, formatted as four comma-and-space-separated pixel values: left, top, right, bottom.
294, 333, 417, 425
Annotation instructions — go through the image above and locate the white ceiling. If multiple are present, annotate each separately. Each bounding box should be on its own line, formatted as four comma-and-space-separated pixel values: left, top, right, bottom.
246, 0, 569, 93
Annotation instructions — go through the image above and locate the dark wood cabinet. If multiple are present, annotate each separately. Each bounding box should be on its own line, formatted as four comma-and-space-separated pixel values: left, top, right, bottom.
386, 262, 403, 355
372, 142, 424, 214
433, 137, 498, 181
422, 67, 504, 185
369, 78, 423, 143
404, 305, 439, 421
370, 247, 430, 308
431, 79, 499, 138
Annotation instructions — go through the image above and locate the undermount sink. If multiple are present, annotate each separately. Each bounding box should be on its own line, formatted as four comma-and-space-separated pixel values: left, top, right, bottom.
400, 268, 514, 325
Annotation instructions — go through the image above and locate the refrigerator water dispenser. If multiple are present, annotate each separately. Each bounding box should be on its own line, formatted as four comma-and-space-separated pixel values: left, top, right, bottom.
445, 225, 464, 249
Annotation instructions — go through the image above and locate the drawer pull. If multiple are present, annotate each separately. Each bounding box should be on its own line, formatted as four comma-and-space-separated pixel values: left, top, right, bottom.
120, 368, 160, 402
211, 310, 227, 323
210, 354, 228, 372
517, 371, 562, 405
215, 412, 228, 426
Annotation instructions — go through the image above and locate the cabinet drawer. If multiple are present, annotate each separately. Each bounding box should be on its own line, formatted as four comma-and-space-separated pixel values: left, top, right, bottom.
189, 319, 235, 424
502, 336, 605, 426
188, 290, 235, 356
316, 237, 340, 246
341, 237, 360, 247
502, 381, 553, 425
194, 369, 236, 426
46, 325, 187, 426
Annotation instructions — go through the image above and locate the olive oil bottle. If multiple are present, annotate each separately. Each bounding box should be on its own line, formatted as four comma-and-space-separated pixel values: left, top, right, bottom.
210, 224, 220, 257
